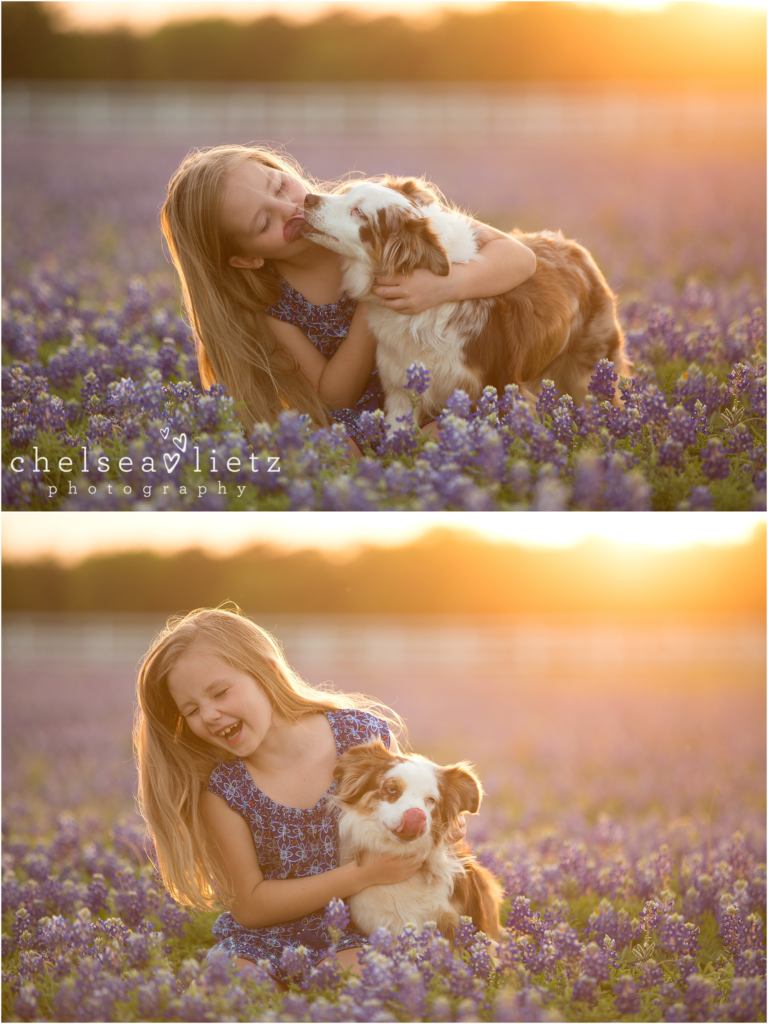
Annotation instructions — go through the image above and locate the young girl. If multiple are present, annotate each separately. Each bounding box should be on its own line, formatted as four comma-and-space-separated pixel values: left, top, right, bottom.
134, 605, 428, 985
160, 144, 536, 451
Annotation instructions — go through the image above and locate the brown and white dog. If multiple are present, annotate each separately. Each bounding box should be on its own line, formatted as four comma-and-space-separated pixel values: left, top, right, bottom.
331, 739, 502, 941
303, 177, 629, 428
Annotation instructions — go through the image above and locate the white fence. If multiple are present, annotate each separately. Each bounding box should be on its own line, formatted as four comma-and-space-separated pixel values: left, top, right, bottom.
3, 613, 763, 682
4, 82, 765, 140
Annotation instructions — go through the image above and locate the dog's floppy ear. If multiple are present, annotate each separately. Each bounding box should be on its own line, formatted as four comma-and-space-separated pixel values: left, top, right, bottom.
381, 217, 450, 278
333, 739, 395, 804
382, 175, 438, 208
439, 762, 483, 817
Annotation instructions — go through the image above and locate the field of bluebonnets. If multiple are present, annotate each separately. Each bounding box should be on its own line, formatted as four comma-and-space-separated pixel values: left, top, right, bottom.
2, 614, 765, 1022
2, 131, 766, 510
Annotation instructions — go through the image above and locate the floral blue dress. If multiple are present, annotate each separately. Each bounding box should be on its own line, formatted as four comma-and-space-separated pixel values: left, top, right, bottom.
207, 708, 390, 979
264, 265, 384, 449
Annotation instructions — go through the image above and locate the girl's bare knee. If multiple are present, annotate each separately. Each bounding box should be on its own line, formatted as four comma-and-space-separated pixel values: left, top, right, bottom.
326, 947, 363, 975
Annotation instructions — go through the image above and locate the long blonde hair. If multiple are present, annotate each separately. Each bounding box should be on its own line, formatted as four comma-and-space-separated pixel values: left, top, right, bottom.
134, 604, 405, 910
160, 145, 330, 431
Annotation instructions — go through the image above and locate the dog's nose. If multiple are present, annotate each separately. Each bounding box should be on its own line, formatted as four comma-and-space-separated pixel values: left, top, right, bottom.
304, 194, 322, 208
396, 808, 427, 838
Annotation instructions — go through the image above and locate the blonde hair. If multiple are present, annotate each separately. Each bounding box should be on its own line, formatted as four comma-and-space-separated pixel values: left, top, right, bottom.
160, 145, 330, 431
134, 604, 405, 910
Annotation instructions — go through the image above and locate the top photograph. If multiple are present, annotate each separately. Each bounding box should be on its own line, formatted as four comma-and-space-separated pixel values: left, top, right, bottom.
2, 0, 765, 511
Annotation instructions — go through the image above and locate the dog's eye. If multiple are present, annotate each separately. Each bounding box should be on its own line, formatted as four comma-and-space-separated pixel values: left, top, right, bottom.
351, 207, 365, 219
426, 797, 437, 807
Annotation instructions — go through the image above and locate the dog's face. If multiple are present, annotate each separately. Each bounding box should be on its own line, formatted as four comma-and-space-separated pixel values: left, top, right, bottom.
333, 740, 482, 846
303, 178, 450, 279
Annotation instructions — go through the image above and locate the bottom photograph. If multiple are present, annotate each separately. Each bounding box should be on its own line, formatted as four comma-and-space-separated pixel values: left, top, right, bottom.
2, 512, 766, 1024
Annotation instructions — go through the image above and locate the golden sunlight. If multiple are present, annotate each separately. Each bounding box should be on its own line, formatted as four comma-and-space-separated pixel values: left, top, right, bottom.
1, 511, 764, 565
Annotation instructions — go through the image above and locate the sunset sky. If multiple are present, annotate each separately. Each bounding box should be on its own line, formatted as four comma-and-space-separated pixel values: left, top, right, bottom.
50, 0, 765, 33
2, 512, 764, 565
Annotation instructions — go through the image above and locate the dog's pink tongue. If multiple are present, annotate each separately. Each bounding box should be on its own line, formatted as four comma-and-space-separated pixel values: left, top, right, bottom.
396, 808, 427, 838
283, 216, 307, 243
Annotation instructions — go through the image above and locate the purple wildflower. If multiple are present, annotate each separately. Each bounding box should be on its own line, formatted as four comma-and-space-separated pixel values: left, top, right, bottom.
405, 362, 431, 396
700, 438, 730, 480
613, 974, 641, 1015
588, 359, 619, 402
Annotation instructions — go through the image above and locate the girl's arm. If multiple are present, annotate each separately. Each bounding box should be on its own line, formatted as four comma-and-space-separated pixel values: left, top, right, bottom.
372, 220, 536, 314
202, 789, 424, 930
267, 306, 376, 410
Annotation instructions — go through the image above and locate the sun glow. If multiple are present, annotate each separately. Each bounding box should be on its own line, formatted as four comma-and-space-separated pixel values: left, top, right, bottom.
1, 512, 763, 566
50, 0, 768, 34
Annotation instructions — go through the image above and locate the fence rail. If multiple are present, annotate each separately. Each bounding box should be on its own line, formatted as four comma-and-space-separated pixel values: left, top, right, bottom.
4, 82, 765, 140
3, 613, 763, 682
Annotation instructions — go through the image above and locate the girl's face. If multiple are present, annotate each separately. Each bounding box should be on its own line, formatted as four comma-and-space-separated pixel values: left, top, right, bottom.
167, 649, 275, 755
220, 160, 310, 267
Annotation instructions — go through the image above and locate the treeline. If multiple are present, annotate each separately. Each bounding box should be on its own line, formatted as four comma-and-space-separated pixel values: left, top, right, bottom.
2, 2, 764, 85
3, 526, 765, 617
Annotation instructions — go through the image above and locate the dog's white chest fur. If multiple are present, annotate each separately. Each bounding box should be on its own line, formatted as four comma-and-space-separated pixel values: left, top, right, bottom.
338, 820, 465, 937
340, 203, 488, 428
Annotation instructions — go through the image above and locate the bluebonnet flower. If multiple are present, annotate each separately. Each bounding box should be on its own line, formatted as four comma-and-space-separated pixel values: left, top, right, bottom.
684, 485, 714, 510
444, 389, 473, 419
574, 394, 608, 437
700, 438, 730, 480
536, 380, 561, 418
156, 896, 190, 938
476, 385, 499, 421
683, 974, 717, 1020
14, 983, 41, 1021
279, 943, 314, 984
727, 362, 755, 399
455, 916, 482, 950
722, 977, 768, 1023
733, 949, 766, 978
508, 460, 533, 502
549, 399, 577, 447
667, 405, 699, 447
613, 974, 641, 1014
571, 974, 598, 1003
657, 439, 684, 469
581, 937, 614, 978
587, 899, 637, 948
507, 896, 534, 934
405, 362, 431, 396
3, 312, 39, 360
324, 898, 351, 945
588, 359, 619, 402
719, 902, 748, 957
660, 915, 700, 957
123, 277, 151, 322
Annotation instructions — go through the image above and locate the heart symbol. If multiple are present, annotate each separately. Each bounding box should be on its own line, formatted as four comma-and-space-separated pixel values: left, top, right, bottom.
172, 433, 187, 452
163, 453, 181, 473
160, 427, 170, 440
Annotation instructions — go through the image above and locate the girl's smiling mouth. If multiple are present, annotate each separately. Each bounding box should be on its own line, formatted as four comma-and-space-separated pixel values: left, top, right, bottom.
217, 721, 243, 744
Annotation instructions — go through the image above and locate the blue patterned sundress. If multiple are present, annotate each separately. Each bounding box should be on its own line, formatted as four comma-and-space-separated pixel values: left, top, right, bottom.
264, 265, 385, 449
207, 708, 391, 979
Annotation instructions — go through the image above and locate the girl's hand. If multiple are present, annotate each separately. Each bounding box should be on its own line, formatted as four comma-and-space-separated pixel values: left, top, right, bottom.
355, 848, 427, 887
372, 269, 452, 314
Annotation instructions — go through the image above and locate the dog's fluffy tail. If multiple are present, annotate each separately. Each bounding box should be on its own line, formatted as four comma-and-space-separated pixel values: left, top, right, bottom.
450, 847, 503, 941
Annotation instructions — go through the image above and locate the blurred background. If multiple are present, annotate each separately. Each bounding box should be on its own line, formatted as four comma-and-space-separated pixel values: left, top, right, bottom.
2, 1, 765, 304
3, 511, 765, 855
